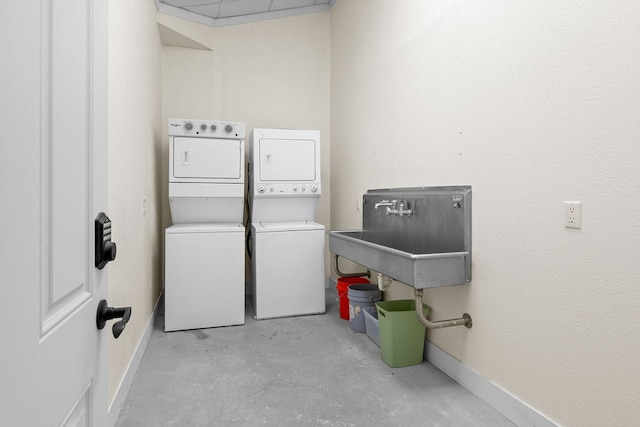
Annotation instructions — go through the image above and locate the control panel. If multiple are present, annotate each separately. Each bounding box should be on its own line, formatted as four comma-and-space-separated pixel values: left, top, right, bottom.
168, 118, 246, 139
254, 182, 321, 197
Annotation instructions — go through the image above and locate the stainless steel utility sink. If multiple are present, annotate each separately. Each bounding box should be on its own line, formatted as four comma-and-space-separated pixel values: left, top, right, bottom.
329, 186, 471, 289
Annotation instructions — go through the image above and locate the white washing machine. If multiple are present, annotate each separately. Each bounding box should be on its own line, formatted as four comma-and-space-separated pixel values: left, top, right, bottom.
249, 128, 325, 320
251, 222, 325, 320
165, 223, 244, 331
165, 118, 246, 332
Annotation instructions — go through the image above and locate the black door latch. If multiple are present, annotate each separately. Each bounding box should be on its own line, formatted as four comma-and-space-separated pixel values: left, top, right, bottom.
95, 212, 116, 269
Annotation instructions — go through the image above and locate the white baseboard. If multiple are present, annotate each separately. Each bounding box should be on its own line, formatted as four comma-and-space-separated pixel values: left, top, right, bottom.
107, 294, 163, 427
425, 341, 558, 427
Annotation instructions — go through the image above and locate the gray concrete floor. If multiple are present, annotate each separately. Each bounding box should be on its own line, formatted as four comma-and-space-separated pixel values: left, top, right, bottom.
116, 290, 513, 427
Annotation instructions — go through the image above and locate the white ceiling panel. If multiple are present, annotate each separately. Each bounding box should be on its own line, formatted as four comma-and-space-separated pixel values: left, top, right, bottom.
163, 0, 219, 7
184, 3, 221, 19
271, 0, 316, 12
218, 0, 271, 19
156, 0, 334, 27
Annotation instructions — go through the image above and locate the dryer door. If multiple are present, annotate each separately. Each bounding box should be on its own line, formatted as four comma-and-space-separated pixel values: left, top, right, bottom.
173, 137, 241, 180
258, 138, 317, 181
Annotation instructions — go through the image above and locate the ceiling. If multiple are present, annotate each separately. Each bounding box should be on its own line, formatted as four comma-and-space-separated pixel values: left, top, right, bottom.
156, 0, 335, 27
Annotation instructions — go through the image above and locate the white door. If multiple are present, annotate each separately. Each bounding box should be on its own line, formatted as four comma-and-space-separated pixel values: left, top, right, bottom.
0, 0, 109, 425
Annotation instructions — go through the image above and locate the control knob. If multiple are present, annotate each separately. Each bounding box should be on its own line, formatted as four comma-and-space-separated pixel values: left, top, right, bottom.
225, 124, 233, 133
210, 124, 217, 131
184, 122, 193, 130
200, 124, 207, 131
292, 185, 298, 192
257, 185, 266, 194
311, 185, 318, 193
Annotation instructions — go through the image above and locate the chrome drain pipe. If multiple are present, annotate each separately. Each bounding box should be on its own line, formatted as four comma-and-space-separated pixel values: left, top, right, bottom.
414, 289, 473, 329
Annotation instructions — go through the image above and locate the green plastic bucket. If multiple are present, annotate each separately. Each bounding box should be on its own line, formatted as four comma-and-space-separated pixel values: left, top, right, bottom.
375, 300, 429, 368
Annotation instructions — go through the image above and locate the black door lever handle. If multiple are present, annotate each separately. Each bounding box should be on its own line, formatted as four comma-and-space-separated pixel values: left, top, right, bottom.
96, 299, 132, 338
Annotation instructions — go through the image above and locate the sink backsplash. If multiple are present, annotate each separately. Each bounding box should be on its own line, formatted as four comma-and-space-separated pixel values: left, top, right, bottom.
362, 186, 471, 256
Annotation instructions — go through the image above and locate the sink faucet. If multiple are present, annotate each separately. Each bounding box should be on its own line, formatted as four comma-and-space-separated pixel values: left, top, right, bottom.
375, 200, 413, 217
388, 200, 413, 217
396, 200, 413, 217
374, 200, 397, 210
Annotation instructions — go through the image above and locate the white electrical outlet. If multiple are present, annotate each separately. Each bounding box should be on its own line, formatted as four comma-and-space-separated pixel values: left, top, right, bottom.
564, 201, 582, 229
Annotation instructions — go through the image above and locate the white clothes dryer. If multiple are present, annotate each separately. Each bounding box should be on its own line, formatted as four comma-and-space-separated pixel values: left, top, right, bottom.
249, 128, 321, 222
168, 118, 245, 224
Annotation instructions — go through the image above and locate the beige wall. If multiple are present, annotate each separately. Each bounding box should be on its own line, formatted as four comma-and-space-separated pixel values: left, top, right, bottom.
161, 11, 331, 260
107, 0, 164, 404
331, 0, 640, 425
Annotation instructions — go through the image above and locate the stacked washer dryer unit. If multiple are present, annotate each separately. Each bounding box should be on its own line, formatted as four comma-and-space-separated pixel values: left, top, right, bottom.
249, 128, 325, 320
165, 118, 246, 332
